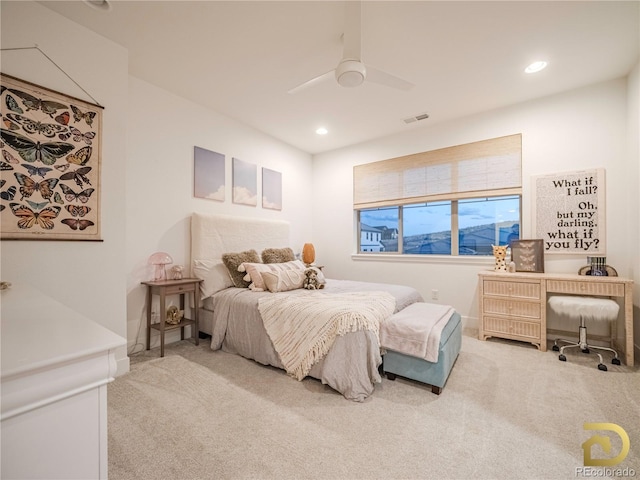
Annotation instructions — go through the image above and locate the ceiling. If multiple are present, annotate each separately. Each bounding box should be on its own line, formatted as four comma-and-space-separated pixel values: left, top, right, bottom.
40, 1, 639, 155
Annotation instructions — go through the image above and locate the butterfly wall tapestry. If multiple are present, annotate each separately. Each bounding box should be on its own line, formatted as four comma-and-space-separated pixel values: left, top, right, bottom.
0, 73, 102, 240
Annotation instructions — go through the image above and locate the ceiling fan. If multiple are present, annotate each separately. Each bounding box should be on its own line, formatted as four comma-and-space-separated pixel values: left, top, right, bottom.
287, 2, 414, 94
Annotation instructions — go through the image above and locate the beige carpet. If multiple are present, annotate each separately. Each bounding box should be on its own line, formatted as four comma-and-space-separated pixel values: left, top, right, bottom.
109, 334, 640, 479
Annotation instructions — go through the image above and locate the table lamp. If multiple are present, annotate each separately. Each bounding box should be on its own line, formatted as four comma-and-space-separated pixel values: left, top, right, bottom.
302, 243, 315, 266
148, 252, 173, 281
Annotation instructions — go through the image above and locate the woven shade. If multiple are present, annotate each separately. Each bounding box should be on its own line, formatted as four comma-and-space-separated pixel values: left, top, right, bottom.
354, 134, 522, 209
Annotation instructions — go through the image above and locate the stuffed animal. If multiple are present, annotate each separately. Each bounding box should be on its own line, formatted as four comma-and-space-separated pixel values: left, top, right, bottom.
492, 244, 508, 272
303, 267, 325, 290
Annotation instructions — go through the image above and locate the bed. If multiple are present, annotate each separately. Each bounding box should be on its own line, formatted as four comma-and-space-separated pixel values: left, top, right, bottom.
190, 212, 430, 401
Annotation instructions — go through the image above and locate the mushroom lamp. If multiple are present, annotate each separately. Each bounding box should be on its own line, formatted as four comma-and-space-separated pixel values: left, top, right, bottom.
148, 252, 173, 281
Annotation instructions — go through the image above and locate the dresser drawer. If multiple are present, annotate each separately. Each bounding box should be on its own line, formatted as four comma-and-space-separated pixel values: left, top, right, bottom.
483, 316, 541, 340
546, 280, 624, 297
483, 297, 541, 319
483, 280, 541, 300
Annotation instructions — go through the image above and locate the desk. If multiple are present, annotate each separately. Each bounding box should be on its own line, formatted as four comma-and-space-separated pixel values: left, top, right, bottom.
478, 271, 634, 366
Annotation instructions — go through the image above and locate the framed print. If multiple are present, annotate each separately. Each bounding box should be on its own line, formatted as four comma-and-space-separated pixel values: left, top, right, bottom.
532, 168, 605, 254
194, 146, 225, 201
262, 167, 282, 210
232, 157, 257, 206
511, 239, 544, 273
0, 73, 103, 241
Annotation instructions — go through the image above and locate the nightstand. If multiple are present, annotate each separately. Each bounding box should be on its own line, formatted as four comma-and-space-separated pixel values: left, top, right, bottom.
141, 278, 202, 357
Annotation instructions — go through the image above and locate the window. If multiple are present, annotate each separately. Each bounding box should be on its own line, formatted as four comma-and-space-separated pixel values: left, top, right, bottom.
359, 207, 399, 253
458, 196, 520, 255
403, 201, 451, 254
358, 196, 519, 255
355, 135, 522, 256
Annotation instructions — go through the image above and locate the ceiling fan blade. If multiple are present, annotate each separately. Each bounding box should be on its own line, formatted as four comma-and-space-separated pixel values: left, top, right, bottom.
287, 69, 335, 95
343, 1, 362, 60
365, 65, 414, 91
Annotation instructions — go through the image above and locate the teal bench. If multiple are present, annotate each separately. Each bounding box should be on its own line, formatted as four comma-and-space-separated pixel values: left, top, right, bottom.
383, 308, 462, 395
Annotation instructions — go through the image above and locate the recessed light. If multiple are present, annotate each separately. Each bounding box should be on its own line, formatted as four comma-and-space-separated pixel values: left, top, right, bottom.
316, 127, 328, 135
83, 0, 112, 11
525, 61, 548, 74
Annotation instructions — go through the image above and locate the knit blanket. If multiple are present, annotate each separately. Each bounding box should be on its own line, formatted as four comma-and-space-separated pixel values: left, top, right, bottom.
380, 302, 455, 363
258, 291, 396, 381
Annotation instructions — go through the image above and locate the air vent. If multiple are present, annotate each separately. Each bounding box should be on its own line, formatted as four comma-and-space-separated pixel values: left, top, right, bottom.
403, 113, 430, 124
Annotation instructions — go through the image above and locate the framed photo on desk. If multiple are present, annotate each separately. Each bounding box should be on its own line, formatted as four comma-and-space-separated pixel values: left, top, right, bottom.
511, 239, 544, 273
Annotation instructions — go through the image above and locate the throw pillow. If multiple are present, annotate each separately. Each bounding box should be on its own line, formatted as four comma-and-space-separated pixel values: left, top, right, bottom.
261, 247, 295, 264
261, 269, 306, 292
239, 259, 305, 291
192, 258, 234, 297
222, 249, 260, 288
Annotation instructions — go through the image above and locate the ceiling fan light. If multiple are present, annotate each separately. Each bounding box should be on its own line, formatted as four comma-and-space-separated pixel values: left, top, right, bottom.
335, 60, 366, 88
338, 71, 365, 87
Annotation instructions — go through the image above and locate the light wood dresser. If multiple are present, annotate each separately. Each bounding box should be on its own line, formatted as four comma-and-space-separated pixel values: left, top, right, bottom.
478, 270, 634, 365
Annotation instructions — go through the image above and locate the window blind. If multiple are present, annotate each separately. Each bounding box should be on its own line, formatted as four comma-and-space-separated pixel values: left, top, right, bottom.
353, 134, 522, 209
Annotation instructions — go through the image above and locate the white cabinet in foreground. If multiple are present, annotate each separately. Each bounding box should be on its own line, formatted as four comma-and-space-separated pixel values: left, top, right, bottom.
1, 283, 126, 480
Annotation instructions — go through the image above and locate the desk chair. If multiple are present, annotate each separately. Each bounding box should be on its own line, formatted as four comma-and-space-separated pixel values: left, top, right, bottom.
549, 295, 621, 371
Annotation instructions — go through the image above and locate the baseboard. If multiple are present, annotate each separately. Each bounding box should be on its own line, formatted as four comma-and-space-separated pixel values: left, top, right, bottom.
116, 355, 130, 376
462, 315, 478, 337
126, 327, 197, 359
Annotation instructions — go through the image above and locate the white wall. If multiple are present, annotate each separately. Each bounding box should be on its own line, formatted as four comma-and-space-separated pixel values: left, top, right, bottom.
125, 77, 313, 353
2, 1, 637, 362
1, 1, 313, 364
1, 1, 130, 373
312, 77, 638, 352
627, 62, 640, 357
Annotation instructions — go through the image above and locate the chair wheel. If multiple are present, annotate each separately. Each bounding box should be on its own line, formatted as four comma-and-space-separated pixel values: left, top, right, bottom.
582, 348, 590, 354
559, 354, 566, 362
598, 364, 608, 371
552, 345, 559, 351
612, 358, 621, 366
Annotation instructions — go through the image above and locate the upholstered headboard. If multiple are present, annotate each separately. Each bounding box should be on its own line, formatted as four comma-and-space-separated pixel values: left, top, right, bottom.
190, 212, 290, 299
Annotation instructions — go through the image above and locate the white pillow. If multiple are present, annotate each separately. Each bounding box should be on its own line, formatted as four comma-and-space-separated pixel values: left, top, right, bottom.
192, 259, 234, 298
239, 260, 305, 291
261, 269, 306, 292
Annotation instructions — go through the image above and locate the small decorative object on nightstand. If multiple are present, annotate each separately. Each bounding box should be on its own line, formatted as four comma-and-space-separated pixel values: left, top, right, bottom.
170, 265, 184, 280
148, 252, 173, 281
142, 277, 202, 357
165, 305, 184, 325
